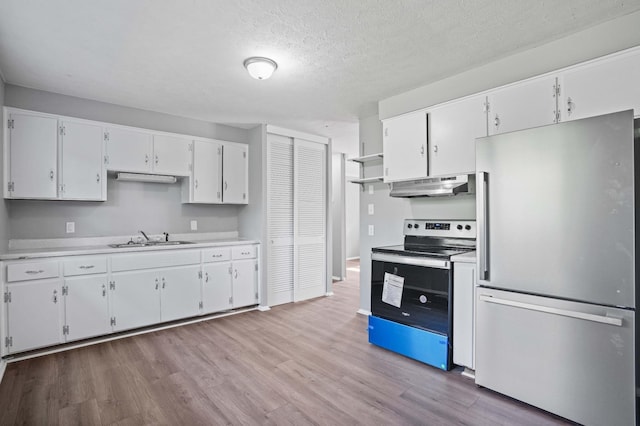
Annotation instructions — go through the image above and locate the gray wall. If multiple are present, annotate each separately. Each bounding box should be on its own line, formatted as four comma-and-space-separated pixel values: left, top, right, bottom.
380, 11, 640, 119
331, 153, 346, 279
358, 115, 475, 313
4, 85, 251, 239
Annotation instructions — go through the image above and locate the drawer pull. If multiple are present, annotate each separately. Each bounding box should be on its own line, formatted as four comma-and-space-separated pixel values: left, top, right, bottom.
79, 265, 95, 270
26, 269, 45, 274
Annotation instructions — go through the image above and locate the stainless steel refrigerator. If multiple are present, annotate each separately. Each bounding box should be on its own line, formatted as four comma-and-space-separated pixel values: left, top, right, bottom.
475, 110, 637, 426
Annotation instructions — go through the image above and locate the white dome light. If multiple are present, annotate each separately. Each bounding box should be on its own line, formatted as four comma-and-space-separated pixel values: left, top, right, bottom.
243, 57, 278, 80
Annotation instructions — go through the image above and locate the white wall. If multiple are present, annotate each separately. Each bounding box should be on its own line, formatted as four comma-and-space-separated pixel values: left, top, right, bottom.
3, 85, 251, 239
331, 153, 346, 279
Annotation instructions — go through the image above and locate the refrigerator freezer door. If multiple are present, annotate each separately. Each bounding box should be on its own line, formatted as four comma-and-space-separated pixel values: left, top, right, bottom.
476, 110, 635, 308
476, 287, 635, 426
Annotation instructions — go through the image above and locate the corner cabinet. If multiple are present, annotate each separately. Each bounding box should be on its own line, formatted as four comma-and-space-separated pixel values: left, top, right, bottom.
1, 242, 261, 355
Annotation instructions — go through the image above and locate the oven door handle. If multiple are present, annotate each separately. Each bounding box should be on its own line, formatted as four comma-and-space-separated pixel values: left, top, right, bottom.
371, 252, 451, 269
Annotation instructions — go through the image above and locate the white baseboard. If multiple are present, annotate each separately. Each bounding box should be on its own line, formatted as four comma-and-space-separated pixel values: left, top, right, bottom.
332, 275, 344, 281
357, 309, 371, 316
258, 305, 271, 311
325, 292, 334, 297
0, 359, 6, 384
346, 256, 360, 261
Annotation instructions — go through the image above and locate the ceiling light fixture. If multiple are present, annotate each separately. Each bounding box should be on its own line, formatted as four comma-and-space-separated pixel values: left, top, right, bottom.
243, 57, 278, 80
116, 172, 177, 183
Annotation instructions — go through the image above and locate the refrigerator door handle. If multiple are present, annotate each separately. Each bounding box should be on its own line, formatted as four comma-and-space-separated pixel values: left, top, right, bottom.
476, 171, 489, 282
478, 294, 623, 327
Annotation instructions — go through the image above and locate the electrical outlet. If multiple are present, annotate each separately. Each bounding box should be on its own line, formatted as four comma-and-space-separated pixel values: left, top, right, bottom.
190, 220, 198, 231
368, 225, 374, 236
368, 185, 374, 195
368, 204, 374, 215
66, 222, 75, 234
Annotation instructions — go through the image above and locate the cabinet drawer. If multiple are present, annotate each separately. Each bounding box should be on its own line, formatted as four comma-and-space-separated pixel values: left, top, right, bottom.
202, 247, 231, 263
111, 250, 200, 272
231, 245, 257, 260
63, 256, 107, 276
7, 261, 59, 282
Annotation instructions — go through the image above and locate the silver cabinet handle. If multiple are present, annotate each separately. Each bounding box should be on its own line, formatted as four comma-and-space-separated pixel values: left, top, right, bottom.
433, 144, 438, 153
420, 145, 424, 156
155, 278, 159, 290
479, 295, 623, 327
494, 114, 500, 128
102, 284, 106, 297
145, 154, 149, 164
224, 181, 228, 191
195, 179, 199, 189
384, 128, 388, 137
567, 97, 574, 117
162, 277, 166, 289
26, 269, 45, 274
96, 173, 100, 183
50, 170, 54, 180
79, 265, 95, 270
205, 272, 209, 283
155, 154, 159, 165
53, 289, 58, 304
477, 172, 489, 282
234, 269, 238, 279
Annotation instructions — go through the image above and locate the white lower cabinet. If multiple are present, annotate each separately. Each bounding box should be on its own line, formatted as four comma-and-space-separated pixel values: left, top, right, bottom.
453, 261, 476, 370
64, 274, 110, 341
6, 279, 63, 353
202, 262, 233, 314
111, 269, 162, 332
159, 265, 201, 322
2, 243, 260, 354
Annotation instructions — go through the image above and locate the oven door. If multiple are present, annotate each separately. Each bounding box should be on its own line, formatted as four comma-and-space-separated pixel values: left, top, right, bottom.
371, 252, 452, 336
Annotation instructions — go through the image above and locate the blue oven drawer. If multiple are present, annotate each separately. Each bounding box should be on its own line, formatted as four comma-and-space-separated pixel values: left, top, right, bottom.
368, 315, 450, 370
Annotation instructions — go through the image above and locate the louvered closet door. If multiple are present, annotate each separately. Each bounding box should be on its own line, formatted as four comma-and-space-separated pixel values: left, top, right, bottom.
293, 138, 327, 302
267, 134, 295, 306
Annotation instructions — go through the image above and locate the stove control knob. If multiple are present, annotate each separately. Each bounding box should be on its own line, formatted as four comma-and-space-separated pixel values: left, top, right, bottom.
408, 224, 413, 229
465, 225, 471, 230
414, 223, 419, 229
457, 225, 463, 230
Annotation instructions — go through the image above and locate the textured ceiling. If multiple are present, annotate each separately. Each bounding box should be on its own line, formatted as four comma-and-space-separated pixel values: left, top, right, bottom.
1, 0, 640, 148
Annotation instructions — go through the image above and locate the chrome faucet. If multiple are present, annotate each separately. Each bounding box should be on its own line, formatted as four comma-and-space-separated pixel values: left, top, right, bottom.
139, 230, 150, 241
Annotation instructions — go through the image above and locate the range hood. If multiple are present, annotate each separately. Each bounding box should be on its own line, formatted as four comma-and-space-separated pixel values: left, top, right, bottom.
389, 174, 475, 198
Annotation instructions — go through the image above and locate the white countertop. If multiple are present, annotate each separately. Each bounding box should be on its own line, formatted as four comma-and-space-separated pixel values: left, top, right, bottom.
0, 237, 259, 261
451, 250, 476, 264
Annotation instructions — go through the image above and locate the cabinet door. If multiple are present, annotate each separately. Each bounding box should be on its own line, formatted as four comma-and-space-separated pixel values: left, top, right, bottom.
453, 262, 476, 370
159, 265, 201, 322
382, 111, 428, 182
562, 50, 640, 121
60, 121, 105, 200
111, 270, 161, 332
429, 96, 486, 176
105, 127, 152, 173
202, 262, 232, 314
8, 112, 58, 199
487, 76, 557, 135
64, 275, 110, 341
222, 143, 248, 204
6, 279, 63, 353
152, 135, 191, 176
232, 259, 258, 308
192, 140, 222, 203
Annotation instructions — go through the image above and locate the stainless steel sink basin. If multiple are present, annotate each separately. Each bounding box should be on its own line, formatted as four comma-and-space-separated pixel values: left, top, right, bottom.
109, 241, 194, 248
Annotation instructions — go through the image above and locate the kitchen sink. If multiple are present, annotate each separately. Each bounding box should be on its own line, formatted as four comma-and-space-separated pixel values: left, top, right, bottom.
108, 241, 194, 248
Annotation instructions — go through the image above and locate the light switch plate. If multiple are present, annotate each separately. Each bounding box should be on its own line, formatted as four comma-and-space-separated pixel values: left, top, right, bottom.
368, 225, 374, 236
190, 220, 198, 231
66, 222, 75, 234
368, 204, 374, 215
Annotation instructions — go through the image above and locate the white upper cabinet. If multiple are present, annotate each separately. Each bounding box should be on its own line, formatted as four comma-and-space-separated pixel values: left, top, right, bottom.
6, 111, 58, 199
561, 50, 640, 121
152, 135, 192, 176
190, 140, 223, 203
60, 120, 106, 201
429, 95, 487, 176
486, 75, 558, 136
105, 127, 152, 173
382, 111, 428, 182
222, 142, 248, 204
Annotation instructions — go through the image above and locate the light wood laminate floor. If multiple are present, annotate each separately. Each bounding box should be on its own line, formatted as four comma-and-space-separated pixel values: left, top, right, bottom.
0, 260, 573, 425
